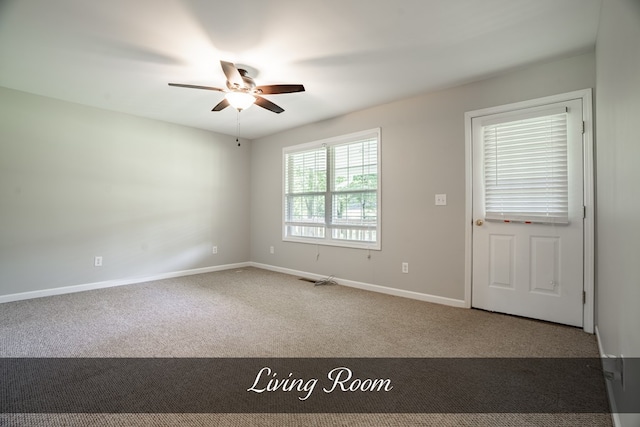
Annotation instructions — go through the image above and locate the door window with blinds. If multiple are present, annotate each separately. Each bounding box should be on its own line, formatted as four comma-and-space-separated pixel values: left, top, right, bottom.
283, 128, 381, 249
480, 106, 570, 224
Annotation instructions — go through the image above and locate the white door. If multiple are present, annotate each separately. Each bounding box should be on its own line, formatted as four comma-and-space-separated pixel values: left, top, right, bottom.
472, 99, 584, 327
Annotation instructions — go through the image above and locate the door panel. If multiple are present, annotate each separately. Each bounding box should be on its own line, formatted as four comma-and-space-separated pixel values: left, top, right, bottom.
472, 99, 584, 327
530, 236, 559, 295
489, 234, 515, 289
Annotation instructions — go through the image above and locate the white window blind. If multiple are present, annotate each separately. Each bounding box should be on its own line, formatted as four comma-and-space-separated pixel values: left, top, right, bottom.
483, 108, 569, 224
283, 129, 380, 249
284, 147, 327, 239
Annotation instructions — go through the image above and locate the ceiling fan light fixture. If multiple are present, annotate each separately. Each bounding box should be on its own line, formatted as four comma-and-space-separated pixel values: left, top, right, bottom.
169, 60, 303, 114
225, 92, 255, 111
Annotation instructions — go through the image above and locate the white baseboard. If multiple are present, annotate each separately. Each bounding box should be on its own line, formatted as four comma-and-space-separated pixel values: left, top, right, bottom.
250, 262, 467, 308
0, 262, 252, 304
596, 326, 622, 427
2, 260, 466, 310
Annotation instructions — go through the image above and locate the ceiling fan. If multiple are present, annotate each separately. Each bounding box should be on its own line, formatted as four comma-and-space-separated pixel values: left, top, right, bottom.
168, 60, 305, 114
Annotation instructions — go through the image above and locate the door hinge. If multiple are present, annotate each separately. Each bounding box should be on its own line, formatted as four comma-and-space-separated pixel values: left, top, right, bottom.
583, 291, 586, 304
583, 205, 586, 219
582, 121, 585, 134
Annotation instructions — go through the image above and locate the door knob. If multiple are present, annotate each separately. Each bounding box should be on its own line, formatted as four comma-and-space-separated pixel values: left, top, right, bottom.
475, 219, 484, 226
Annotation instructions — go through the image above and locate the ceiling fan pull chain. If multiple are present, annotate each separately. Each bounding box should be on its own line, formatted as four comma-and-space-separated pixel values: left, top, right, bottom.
236, 110, 241, 147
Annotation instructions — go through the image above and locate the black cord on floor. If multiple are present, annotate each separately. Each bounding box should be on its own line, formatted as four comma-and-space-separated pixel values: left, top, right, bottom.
314, 275, 337, 286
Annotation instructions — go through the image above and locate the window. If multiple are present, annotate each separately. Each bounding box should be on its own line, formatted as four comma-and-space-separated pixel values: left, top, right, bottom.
283, 128, 380, 249
482, 106, 569, 224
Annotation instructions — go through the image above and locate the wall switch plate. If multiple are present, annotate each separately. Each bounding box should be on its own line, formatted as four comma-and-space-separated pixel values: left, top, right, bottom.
402, 262, 409, 274
270, 246, 275, 254
435, 194, 447, 206
94, 256, 103, 267
212, 246, 218, 254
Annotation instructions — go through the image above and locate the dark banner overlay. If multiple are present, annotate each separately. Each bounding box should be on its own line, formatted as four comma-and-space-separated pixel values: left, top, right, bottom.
1, 358, 636, 413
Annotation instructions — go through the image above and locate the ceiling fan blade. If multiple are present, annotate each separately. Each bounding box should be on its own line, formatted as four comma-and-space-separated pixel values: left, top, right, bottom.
254, 96, 284, 114
212, 98, 230, 111
255, 84, 305, 95
168, 83, 224, 92
220, 61, 244, 88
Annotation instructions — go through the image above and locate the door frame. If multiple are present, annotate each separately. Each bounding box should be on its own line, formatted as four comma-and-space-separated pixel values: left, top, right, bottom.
463, 89, 594, 333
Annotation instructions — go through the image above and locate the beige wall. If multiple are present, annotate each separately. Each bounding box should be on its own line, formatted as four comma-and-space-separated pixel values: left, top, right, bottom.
595, 0, 640, 424
0, 87, 251, 297
251, 52, 595, 301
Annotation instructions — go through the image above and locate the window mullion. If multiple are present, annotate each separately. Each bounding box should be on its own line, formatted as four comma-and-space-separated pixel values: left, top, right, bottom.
286, 154, 294, 223
325, 145, 332, 240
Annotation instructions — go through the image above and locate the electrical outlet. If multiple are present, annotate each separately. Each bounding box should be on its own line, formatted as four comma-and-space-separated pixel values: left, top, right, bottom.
602, 354, 624, 383
212, 246, 218, 254
402, 262, 409, 274
94, 256, 103, 267
435, 194, 447, 206
270, 246, 275, 254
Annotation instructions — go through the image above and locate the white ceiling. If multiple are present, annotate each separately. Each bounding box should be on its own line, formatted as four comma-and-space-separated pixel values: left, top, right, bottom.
0, 0, 602, 140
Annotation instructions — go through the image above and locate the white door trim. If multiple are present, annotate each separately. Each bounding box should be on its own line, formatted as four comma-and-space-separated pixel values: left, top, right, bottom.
464, 89, 594, 333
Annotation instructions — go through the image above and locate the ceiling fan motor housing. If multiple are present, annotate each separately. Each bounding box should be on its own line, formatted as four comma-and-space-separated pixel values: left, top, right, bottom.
226, 69, 256, 93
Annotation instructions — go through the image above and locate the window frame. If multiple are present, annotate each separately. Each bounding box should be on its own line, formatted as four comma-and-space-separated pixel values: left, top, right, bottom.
282, 128, 381, 250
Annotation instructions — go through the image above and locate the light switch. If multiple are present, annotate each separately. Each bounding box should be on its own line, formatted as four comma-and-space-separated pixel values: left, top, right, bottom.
435, 194, 447, 206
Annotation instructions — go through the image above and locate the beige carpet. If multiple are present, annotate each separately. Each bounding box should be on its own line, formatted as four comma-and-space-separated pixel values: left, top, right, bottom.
0, 267, 612, 426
